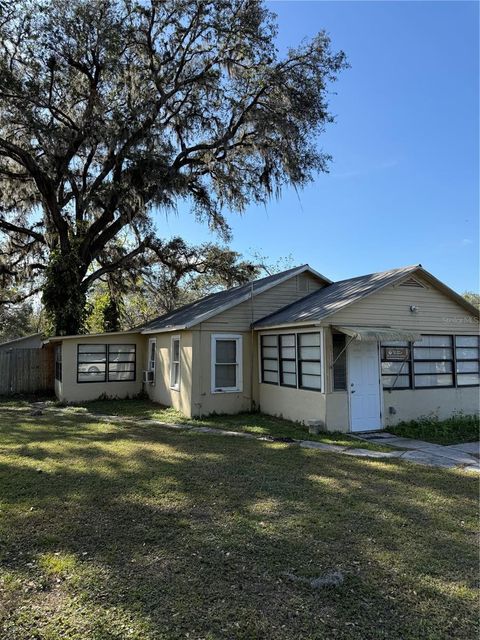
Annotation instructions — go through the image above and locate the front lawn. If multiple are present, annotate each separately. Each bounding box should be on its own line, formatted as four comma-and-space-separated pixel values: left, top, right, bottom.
80, 398, 392, 451
389, 414, 479, 446
0, 401, 478, 639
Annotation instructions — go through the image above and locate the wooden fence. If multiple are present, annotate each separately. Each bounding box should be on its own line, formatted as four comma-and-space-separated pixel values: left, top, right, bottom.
0, 347, 54, 395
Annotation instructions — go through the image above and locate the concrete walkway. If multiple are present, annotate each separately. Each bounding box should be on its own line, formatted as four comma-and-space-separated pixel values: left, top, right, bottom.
353, 432, 480, 472
41, 405, 480, 473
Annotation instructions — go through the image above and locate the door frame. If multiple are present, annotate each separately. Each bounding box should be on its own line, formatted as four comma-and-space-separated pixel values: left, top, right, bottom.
347, 340, 384, 432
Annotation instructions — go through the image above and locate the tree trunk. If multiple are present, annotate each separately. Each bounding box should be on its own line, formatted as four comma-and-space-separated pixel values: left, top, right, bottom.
42, 249, 87, 336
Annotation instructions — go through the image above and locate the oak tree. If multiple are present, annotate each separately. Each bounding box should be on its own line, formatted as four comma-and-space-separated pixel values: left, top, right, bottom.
0, 0, 346, 334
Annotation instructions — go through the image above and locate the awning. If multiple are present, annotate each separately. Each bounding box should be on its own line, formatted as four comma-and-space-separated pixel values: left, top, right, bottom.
333, 326, 421, 342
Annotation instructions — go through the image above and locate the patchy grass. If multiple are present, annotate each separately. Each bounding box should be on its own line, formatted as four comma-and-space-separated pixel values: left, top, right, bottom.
79, 398, 392, 452
389, 414, 479, 446
0, 400, 478, 640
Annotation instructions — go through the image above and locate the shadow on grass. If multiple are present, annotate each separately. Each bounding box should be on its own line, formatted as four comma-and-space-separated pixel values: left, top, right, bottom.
0, 407, 478, 640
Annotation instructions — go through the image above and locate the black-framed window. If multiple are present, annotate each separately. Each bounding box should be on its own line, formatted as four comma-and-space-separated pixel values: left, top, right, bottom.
298, 332, 322, 391
77, 344, 136, 383
108, 345, 136, 381
413, 335, 454, 388
55, 344, 62, 382
332, 333, 347, 391
455, 335, 480, 387
381, 341, 411, 389
279, 334, 297, 387
261, 335, 279, 384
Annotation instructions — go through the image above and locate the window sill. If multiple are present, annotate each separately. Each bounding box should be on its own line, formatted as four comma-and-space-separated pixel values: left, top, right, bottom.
211, 388, 242, 394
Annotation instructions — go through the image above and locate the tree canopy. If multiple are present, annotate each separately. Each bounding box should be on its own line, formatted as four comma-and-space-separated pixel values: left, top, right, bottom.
0, 0, 347, 335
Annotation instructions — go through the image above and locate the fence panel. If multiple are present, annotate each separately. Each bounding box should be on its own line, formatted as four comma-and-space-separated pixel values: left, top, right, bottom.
0, 348, 54, 395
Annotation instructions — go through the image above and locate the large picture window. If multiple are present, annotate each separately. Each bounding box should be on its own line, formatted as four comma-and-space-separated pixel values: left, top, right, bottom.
455, 336, 480, 386
211, 335, 242, 393
381, 341, 411, 389
413, 335, 453, 388
298, 332, 322, 391
77, 344, 136, 383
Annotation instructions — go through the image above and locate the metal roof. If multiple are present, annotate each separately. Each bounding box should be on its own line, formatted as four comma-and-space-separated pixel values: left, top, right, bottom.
140, 264, 331, 333
253, 265, 423, 328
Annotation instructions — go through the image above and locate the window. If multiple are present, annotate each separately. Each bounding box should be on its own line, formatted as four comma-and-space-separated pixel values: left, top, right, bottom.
148, 338, 156, 374
455, 336, 480, 386
108, 345, 136, 381
279, 334, 297, 387
170, 336, 180, 390
298, 332, 322, 391
77, 344, 107, 382
77, 344, 136, 383
413, 335, 453, 388
332, 333, 347, 391
381, 341, 411, 389
261, 335, 278, 384
55, 345, 62, 382
211, 335, 242, 392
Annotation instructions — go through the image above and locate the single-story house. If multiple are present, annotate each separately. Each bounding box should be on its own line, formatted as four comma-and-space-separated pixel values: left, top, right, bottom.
0, 333, 44, 352
48, 264, 480, 432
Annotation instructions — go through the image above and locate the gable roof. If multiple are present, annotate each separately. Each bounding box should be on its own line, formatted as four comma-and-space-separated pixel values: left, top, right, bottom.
141, 265, 331, 333
253, 265, 480, 328
0, 333, 43, 347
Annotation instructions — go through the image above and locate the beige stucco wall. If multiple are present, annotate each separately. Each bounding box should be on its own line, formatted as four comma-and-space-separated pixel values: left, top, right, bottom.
190, 328, 255, 416
383, 387, 480, 426
144, 330, 193, 417
258, 383, 327, 426
55, 333, 145, 403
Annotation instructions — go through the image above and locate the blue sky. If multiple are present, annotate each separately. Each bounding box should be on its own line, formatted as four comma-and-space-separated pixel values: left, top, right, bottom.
157, 0, 479, 293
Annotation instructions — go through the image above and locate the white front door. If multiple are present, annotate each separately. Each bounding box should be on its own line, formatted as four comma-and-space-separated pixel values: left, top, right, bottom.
348, 340, 382, 432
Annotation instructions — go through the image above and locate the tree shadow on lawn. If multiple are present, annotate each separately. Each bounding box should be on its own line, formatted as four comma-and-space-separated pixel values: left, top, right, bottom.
0, 411, 478, 640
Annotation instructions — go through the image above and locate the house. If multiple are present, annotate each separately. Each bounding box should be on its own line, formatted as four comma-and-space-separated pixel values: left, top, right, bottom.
48, 264, 480, 432
0, 333, 44, 352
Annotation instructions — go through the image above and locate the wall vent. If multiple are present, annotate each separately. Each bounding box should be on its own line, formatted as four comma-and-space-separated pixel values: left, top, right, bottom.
297, 274, 309, 293
399, 277, 426, 289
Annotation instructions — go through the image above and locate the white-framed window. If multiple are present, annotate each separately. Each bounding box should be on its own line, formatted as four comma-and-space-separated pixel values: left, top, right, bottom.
211, 334, 243, 393
148, 338, 156, 376
170, 336, 180, 390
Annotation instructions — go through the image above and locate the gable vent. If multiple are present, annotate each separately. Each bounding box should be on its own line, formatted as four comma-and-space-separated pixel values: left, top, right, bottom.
297, 274, 309, 293
399, 277, 426, 289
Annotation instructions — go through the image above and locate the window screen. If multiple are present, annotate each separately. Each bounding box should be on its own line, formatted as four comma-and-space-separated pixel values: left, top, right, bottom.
332, 334, 347, 390
413, 336, 453, 387
455, 335, 480, 386
298, 333, 322, 391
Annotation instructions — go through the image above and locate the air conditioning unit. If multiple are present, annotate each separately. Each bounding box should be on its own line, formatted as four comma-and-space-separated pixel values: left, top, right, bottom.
143, 370, 155, 383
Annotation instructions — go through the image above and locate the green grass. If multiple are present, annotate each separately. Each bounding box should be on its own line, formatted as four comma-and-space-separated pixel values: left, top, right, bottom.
77, 398, 392, 452
0, 401, 478, 639
389, 414, 479, 446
